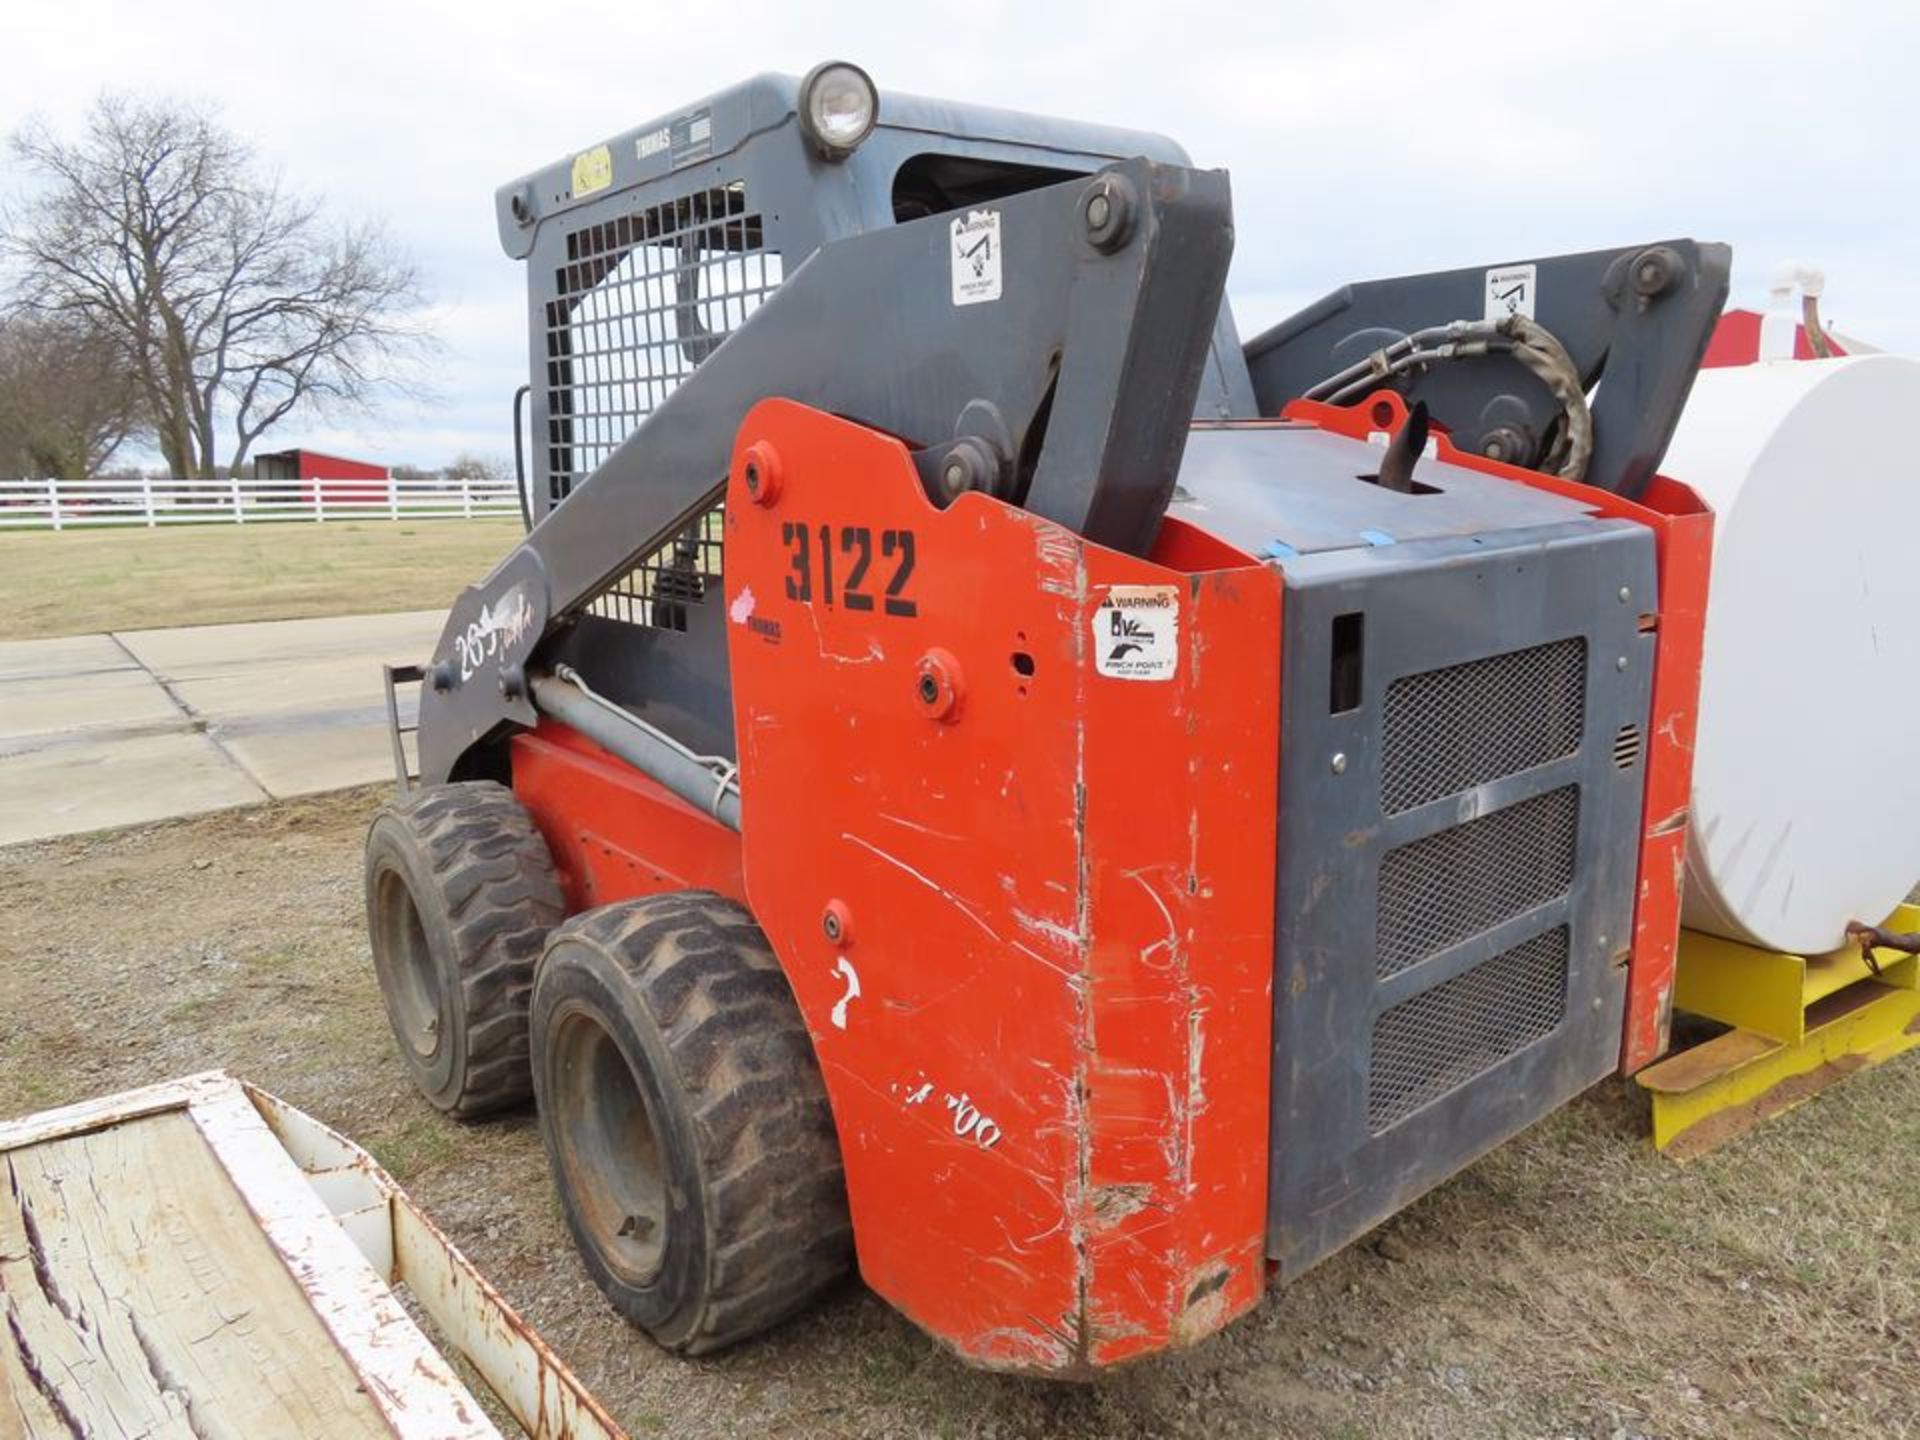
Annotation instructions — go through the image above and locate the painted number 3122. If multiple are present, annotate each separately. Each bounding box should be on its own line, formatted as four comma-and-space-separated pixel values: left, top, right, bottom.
782, 523, 917, 617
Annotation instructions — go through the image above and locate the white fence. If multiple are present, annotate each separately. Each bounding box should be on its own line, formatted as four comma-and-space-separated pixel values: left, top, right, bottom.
0, 476, 522, 530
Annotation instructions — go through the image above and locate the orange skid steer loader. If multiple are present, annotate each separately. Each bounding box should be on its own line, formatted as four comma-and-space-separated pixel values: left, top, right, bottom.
367, 63, 1724, 1373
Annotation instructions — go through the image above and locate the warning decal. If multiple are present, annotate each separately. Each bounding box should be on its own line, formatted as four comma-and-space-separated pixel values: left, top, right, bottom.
1092, 585, 1180, 681
570, 145, 613, 198
950, 209, 1002, 306
1483, 263, 1536, 321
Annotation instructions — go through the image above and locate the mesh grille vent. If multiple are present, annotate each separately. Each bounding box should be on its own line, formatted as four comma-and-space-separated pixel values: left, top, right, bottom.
546, 182, 782, 506
1367, 927, 1570, 1133
1380, 639, 1586, 814
1612, 723, 1643, 770
587, 501, 725, 631
1375, 786, 1579, 979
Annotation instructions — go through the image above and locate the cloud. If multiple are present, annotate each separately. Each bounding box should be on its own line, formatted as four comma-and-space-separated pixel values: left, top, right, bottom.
6, 0, 1916, 466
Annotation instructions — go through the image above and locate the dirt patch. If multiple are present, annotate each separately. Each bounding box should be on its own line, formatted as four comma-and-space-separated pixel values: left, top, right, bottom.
3, 793, 1917, 1439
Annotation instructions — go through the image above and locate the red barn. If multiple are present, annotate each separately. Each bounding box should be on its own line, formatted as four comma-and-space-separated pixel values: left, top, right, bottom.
254, 448, 390, 502
1702, 265, 1879, 369
1701, 309, 1852, 368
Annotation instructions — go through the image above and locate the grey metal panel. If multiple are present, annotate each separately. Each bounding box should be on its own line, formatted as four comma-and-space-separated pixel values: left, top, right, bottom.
418, 159, 1234, 785
547, 606, 736, 763
1242, 241, 1732, 498
505, 72, 1256, 531
493, 72, 1196, 257
528, 158, 1229, 607
1170, 424, 1596, 556
1264, 517, 1657, 1278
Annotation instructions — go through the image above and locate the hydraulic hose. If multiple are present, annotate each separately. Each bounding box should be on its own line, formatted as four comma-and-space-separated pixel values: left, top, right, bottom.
1303, 314, 1594, 483
511, 384, 533, 531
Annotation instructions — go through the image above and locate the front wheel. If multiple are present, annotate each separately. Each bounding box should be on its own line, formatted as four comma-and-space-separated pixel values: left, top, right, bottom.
531, 891, 852, 1354
364, 781, 563, 1118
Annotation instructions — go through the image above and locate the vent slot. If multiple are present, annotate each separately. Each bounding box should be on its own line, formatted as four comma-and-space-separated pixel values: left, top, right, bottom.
587, 501, 724, 631
1380, 639, 1586, 814
1376, 786, 1580, 979
546, 182, 782, 507
1612, 723, 1643, 770
1330, 611, 1364, 714
1367, 927, 1570, 1133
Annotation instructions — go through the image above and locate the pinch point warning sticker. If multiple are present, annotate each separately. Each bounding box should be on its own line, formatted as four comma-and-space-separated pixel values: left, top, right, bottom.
950, 209, 1002, 306
1093, 585, 1179, 681
1484, 262, 1536, 320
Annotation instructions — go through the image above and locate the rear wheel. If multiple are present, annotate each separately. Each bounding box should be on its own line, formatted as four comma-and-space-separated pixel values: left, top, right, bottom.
364, 781, 563, 1118
531, 891, 852, 1353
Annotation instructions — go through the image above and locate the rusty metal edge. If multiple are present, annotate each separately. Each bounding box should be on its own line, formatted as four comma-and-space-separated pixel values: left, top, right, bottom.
243, 1083, 631, 1440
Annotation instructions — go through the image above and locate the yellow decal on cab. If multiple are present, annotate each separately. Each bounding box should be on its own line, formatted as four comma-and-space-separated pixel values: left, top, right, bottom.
570, 145, 613, 198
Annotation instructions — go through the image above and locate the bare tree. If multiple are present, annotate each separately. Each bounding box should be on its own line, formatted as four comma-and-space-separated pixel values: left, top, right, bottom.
2, 95, 426, 478
391, 453, 509, 482
0, 310, 143, 477
443, 452, 510, 482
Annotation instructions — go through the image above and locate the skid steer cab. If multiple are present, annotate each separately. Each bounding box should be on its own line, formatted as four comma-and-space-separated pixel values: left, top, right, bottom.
365, 62, 1726, 1373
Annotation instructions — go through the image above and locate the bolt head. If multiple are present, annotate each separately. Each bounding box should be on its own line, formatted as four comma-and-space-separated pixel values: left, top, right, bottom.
822, 899, 852, 947
1629, 246, 1681, 299
741, 441, 782, 506
1480, 425, 1530, 468
1080, 175, 1136, 252
1331, 752, 1348, 775
1618, 586, 1631, 603
1616, 655, 1629, 671
913, 648, 964, 723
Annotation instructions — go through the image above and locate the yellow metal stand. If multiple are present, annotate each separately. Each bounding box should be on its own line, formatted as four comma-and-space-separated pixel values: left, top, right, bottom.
1636, 903, 1920, 1156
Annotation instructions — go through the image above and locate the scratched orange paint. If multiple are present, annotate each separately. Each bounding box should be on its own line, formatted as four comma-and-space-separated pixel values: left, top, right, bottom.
722, 400, 1279, 1372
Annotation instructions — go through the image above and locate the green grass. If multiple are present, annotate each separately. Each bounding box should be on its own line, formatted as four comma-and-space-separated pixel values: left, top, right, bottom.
368, 1114, 460, 1181
0, 519, 520, 639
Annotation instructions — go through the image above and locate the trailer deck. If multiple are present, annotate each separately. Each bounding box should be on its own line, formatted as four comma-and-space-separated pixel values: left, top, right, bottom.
0, 1072, 625, 1439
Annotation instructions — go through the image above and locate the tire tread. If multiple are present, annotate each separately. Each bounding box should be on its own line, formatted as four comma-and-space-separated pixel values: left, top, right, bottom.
372, 781, 563, 1118
545, 891, 852, 1353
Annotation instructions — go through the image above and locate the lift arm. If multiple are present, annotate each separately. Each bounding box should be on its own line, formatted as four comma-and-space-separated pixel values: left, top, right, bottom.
416, 159, 1234, 786
1244, 240, 1732, 498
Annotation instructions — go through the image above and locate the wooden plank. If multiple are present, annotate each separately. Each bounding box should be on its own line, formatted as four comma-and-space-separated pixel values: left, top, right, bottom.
0, 1303, 68, 1440
0, 1111, 393, 1439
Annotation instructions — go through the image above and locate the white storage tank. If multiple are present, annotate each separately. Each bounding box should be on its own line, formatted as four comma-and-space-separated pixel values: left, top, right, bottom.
1661, 354, 1920, 954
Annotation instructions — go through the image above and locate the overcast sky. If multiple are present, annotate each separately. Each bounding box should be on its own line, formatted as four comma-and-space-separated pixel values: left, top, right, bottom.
7, 0, 1916, 468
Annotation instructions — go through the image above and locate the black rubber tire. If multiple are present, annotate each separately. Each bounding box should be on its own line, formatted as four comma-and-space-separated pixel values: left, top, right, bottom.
531, 891, 852, 1354
364, 781, 564, 1119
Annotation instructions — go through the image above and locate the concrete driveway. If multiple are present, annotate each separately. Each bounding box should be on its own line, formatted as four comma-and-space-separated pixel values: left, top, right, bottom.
0, 610, 444, 845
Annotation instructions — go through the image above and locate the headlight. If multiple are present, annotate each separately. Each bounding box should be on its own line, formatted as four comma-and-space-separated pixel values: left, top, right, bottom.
799, 61, 878, 160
